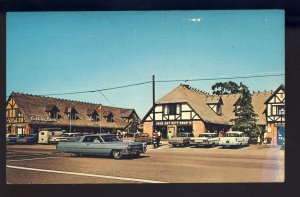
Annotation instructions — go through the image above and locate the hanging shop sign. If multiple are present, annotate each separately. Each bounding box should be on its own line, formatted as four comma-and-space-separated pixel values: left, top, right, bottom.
156, 121, 192, 126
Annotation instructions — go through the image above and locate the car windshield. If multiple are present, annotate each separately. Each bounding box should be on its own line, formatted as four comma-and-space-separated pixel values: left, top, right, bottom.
199, 134, 215, 138
177, 133, 187, 137
225, 133, 240, 137
101, 135, 120, 142
68, 137, 81, 142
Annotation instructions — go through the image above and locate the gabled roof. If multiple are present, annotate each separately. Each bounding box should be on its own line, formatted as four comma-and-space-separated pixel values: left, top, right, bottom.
45, 104, 60, 112
143, 84, 277, 126
86, 108, 98, 116
7, 92, 138, 129
203, 95, 223, 105
251, 91, 273, 125
220, 94, 241, 123
120, 109, 135, 118
264, 84, 285, 104
156, 85, 228, 124
102, 111, 113, 117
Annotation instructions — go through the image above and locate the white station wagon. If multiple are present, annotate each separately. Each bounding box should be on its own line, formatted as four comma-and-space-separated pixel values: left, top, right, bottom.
219, 131, 249, 148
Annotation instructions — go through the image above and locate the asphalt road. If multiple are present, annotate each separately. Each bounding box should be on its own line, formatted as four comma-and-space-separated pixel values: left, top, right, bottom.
6, 144, 284, 184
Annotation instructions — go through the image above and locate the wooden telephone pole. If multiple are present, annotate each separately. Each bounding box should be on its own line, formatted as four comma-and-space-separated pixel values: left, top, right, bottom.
152, 75, 156, 148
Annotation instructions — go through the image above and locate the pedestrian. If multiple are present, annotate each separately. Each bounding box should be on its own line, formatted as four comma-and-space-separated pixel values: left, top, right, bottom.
157, 130, 161, 146
153, 131, 159, 148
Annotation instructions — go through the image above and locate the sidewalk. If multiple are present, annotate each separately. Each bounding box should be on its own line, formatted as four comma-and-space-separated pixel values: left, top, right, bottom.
147, 140, 169, 149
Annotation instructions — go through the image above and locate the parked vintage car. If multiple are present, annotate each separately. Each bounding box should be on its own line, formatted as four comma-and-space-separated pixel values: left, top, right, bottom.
190, 133, 220, 147
6, 134, 19, 144
56, 134, 147, 159
134, 133, 152, 144
168, 132, 194, 147
49, 133, 81, 144
38, 130, 64, 144
219, 131, 249, 148
16, 134, 38, 144
123, 133, 138, 142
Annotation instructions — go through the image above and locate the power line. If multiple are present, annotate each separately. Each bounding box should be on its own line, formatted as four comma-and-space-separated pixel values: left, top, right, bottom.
39, 81, 152, 96
98, 91, 115, 107
6, 73, 284, 98
156, 73, 284, 83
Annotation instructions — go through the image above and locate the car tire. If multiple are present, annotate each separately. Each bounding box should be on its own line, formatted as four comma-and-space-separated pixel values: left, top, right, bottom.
112, 150, 123, 159
211, 143, 215, 148
134, 151, 140, 158
70, 153, 81, 157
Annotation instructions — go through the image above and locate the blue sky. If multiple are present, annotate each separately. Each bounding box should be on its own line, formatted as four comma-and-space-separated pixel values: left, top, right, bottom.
6, 10, 284, 118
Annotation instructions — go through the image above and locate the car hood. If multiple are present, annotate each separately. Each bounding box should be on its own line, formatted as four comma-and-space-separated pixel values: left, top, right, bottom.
51, 137, 68, 139
169, 137, 186, 140
106, 141, 145, 146
191, 137, 210, 140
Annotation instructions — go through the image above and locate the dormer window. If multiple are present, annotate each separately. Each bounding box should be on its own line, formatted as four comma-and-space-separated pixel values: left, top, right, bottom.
107, 114, 114, 122
87, 109, 99, 122
45, 104, 60, 119
50, 111, 58, 119
65, 106, 78, 120
103, 111, 114, 122
216, 104, 222, 115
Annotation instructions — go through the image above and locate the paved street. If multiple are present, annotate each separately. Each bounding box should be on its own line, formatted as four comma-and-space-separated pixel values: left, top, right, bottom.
6, 143, 284, 184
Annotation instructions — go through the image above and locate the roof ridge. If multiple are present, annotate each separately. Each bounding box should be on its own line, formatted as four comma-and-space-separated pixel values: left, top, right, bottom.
180, 84, 209, 96
11, 92, 102, 106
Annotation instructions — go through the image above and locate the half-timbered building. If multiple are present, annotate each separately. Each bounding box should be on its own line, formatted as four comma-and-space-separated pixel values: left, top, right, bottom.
142, 85, 230, 139
6, 92, 141, 135
264, 84, 285, 145
142, 84, 276, 139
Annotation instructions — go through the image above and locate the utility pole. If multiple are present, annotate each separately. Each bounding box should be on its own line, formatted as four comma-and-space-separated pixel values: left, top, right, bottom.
98, 105, 102, 133
152, 75, 156, 148
69, 103, 72, 133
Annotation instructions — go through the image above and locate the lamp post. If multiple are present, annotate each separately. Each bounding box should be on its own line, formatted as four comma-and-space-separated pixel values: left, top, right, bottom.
98, 105, 102, 133
69, 104, 72, 133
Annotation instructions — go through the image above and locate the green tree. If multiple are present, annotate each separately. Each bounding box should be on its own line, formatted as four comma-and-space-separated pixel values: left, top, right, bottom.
231, 83, 259, 137
212, 81, 239, 95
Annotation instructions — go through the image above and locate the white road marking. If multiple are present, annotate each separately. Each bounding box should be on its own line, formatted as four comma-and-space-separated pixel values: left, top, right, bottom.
6, 165, 167, 183
7, 157, 59, 162
6, 154, 49, 158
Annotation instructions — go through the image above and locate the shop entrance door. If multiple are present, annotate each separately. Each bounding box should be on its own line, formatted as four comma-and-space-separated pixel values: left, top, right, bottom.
17, 127, 23, 134
167, 126, 176, 139
277, 126, 285, 145
155, 126, 167, 139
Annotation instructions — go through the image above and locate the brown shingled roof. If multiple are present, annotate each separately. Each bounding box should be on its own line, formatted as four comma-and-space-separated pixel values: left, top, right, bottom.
9, 92, 136, 129
220, 94, 241, 124
156, 85, 228, 124
149, 84, 273, 126
251, 91, 273, 125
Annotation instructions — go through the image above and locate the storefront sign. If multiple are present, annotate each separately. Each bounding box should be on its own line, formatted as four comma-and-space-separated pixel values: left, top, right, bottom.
156, 121, 192, 126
